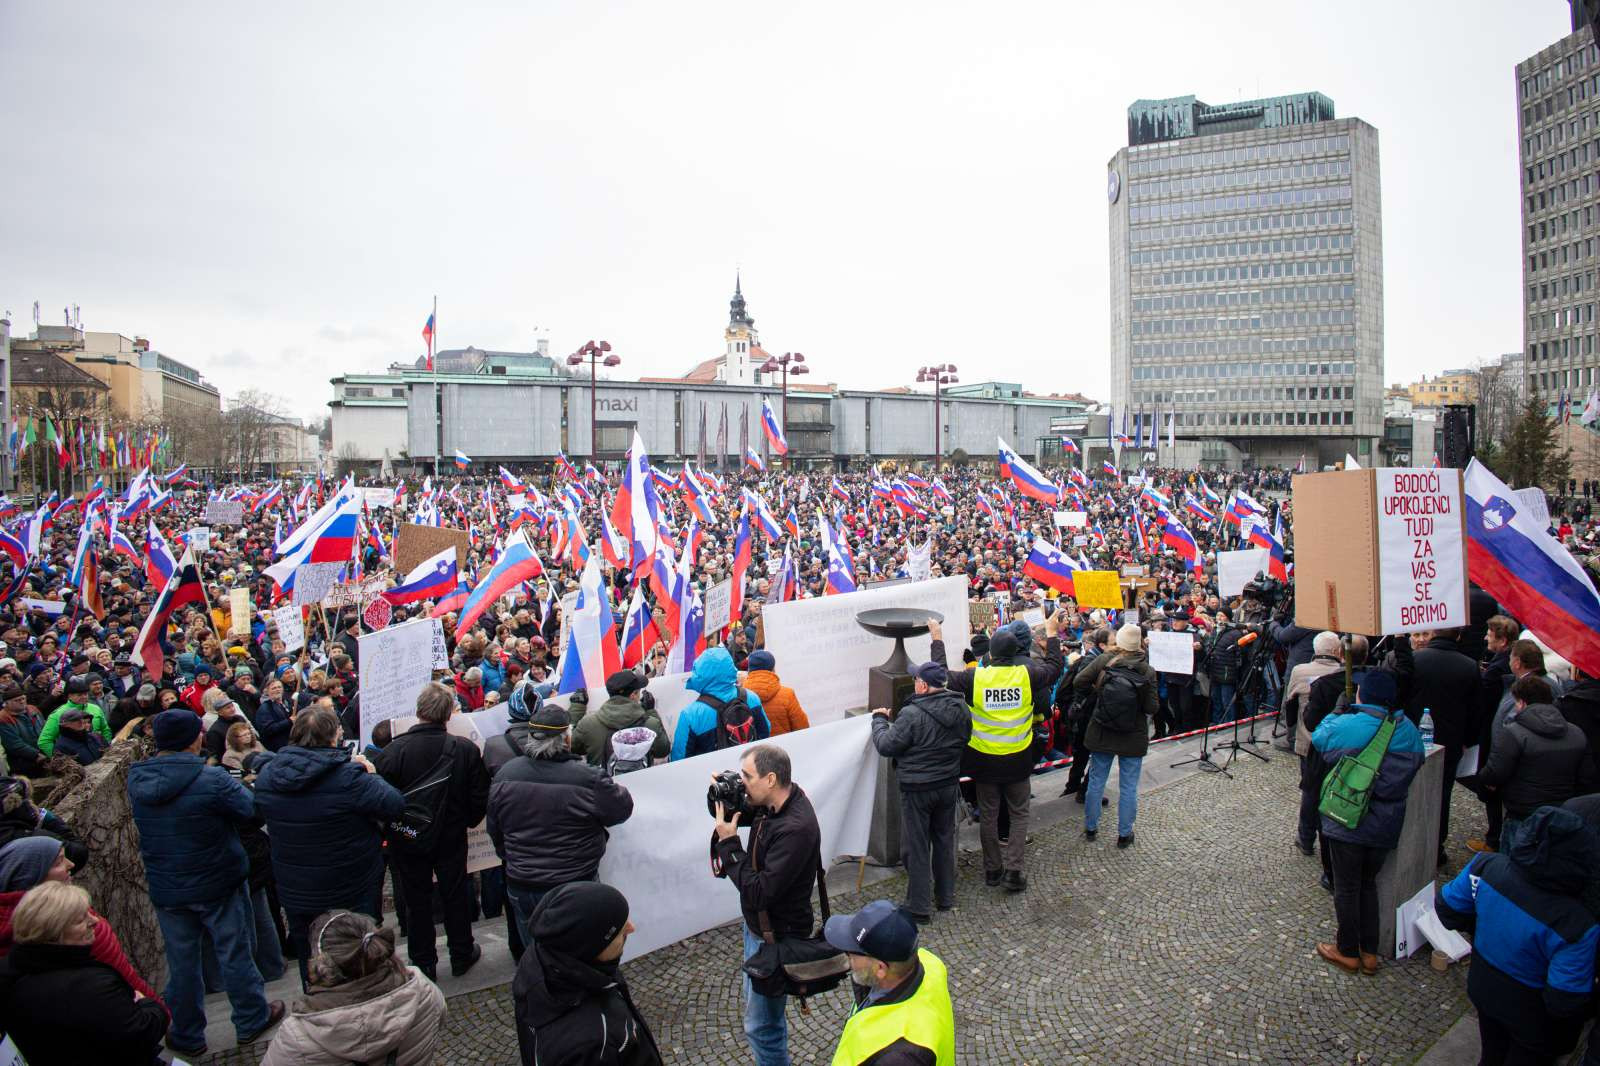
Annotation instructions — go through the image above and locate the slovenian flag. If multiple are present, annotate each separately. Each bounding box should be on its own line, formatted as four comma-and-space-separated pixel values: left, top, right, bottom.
556, 554, 622, 695
818, 515, 857, 595
454, 450, 472, 470
760, 397, 789, 456
1022, 541, 1079, 596
619, 585, 662, 669
1060, 437, 1080, 455
1466, 459, 1600, 676
1246, 522, 1289, 581
381, 547, 459, 606
1162, 515, 1203, 572
422, 312, 436, 370
997, 437, 1059, 505
455, 529, 546, 635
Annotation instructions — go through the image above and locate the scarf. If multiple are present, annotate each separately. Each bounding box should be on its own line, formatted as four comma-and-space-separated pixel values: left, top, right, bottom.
299, 956, 409, 1012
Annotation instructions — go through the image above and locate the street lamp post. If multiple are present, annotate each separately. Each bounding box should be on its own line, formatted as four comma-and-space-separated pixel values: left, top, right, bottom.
567, 340, 621, 461
915, 364, 959, 468
759, 351, 808, 439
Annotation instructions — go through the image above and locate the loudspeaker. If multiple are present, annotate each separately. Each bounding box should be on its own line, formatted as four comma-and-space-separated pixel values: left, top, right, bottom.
1440, 404, 1475, 469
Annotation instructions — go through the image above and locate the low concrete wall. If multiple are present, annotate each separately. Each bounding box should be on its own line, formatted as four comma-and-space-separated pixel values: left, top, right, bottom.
52, 739, 166, 990
1377, 745, 1445, 958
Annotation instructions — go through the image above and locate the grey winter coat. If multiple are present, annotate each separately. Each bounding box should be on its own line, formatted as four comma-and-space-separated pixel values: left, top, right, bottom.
870, 688, 972, 790
1479, 702, 1595, 818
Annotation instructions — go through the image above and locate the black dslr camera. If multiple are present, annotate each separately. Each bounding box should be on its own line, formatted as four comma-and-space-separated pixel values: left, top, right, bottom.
706, 769, 758, 826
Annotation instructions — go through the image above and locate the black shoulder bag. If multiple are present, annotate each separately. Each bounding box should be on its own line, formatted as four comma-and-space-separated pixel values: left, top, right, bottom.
739, 823, 849, 1010
382, 734, 454, 854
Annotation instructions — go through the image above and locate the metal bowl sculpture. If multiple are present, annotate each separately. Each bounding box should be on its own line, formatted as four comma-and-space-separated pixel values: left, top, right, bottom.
854, 608, 944, 676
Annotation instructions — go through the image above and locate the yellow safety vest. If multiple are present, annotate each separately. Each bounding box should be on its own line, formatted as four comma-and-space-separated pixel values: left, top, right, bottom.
831, 949, 955, 1066
967, 664, 1032, 755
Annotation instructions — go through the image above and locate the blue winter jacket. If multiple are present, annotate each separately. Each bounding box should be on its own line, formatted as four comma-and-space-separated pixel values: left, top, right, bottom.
127, 753, 253, 908
1437, 807, 1599, 1028
480, 658, 507, 694
671, 648, 771, 762
1310, 703, 1425, 849
251, 746, 405, 914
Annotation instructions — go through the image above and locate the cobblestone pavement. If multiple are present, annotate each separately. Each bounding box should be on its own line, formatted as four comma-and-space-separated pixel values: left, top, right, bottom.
204, 750, 1483, 1065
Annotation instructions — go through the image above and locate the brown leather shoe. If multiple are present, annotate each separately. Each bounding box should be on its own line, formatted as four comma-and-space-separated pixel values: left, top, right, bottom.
1316, 942, 1360, 973
1359, 952, 1379, 976
1465, 838, 1496, 854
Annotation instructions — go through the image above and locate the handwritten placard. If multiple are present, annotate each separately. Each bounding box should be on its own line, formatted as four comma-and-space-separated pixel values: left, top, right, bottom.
1071, 571, 1123, 610
357, 617, 438, 746
272, 604, 305, 653
1376, 468, 1466, 634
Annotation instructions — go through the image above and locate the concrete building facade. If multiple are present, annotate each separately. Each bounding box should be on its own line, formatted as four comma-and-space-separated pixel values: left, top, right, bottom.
1108, 92, 1384, 469
1517, 16, 1600, 405
8, 326, 220, 424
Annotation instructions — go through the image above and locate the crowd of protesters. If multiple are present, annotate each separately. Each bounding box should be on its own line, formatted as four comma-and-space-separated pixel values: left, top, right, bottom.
0, 455, 1588, 1063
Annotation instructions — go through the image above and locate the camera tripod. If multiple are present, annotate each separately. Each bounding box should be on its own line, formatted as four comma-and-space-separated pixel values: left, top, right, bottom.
1212, 637, 1274, 771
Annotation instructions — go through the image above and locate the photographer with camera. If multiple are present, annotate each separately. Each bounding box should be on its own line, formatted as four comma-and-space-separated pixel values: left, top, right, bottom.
869, 661, 971, 924
1203, 609, 1247, 724
709, 744, 822, 1066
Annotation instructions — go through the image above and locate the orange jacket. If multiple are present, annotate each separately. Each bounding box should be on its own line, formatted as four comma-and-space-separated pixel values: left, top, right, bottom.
744, 670, 810, 735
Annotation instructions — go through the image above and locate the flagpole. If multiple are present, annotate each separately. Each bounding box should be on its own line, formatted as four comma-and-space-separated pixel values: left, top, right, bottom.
432, 294, 441, 481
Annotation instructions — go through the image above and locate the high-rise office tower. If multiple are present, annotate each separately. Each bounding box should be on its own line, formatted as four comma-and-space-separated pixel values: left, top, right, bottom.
1107, 93, 1384, 467
1518, 12, 1600, 407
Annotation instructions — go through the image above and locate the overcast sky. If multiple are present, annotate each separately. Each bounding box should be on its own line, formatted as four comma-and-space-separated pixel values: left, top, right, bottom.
0, 2, 1573, 424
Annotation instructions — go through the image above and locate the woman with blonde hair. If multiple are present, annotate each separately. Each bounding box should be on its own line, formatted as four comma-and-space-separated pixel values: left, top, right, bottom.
222, 719, 267, 773
262, 909, 445, 1066
0, 880, 170, 1064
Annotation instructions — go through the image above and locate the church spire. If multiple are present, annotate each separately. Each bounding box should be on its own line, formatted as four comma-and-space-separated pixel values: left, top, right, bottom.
729, 272, 754, 327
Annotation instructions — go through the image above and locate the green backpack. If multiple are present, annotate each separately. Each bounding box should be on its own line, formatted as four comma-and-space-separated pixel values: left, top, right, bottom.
1317, 710, 1399, 830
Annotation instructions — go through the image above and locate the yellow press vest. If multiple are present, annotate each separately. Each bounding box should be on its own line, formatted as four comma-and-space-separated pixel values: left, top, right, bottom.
967, 664, 1032, 755
831, 949, 955, 1066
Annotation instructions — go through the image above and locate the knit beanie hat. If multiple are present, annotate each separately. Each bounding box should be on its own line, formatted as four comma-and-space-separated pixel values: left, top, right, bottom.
153, 708, 203, 751
532, 882, 630, 961
1115, 624, 1143, 652
745, 650, 776, 673
0, 837, 63, 892
507, 681, 542, 723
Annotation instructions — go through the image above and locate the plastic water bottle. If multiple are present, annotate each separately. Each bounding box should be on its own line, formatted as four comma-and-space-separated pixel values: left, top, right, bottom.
1419, 708, 1435, 748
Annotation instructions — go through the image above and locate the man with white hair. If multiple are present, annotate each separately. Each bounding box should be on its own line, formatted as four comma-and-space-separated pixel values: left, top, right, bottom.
1283, 632, 1345, 863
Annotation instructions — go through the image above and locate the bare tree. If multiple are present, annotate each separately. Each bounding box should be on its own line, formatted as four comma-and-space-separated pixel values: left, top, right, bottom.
1471, 361, 1521, 451
223, 389, 291, 477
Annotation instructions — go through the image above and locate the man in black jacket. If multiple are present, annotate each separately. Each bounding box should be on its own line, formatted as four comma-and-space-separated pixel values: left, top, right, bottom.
712, 743, 820, 1066
375, 682, 492, 982
870, 661, 972, 923
513, 882, 662, 1066
487, 698, 633, 954
929, 613, 1063, 892
1405, 628, 1480, 865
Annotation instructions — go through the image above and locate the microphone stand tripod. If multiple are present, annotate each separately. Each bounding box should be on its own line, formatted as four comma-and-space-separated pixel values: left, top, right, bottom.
1170, 643, 1229, 778
1214, 637, 1272, 771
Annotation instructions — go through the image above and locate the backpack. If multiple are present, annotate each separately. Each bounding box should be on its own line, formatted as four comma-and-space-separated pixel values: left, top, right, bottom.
1092, 659, 1149, 734
383, 735, 455, 854
700, 688, 756, 749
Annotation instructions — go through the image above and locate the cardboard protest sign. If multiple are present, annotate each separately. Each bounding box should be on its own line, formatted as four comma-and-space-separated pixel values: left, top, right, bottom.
1293, 468, 1467, 635
272, 604, 305, 653
394, 523, 472, 575
702, 578, 733, 634
203, 500, 245, 525
292, 562, 343, 607
229, 588, 251, 635
1072, 571, 1123, 609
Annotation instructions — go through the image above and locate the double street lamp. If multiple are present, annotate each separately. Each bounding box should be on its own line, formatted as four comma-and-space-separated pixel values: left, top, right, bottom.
916, 363, 959, 467
567, 340, 621, 460
759, 351, 808, 426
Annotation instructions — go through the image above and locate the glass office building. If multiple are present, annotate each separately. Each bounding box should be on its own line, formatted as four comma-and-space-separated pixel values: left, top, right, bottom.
1517, 23, 1600, 405
1108, 93, 1384, 467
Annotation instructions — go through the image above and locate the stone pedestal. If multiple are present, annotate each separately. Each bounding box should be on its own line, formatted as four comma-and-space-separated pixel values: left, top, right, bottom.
847, 707, 903, 867
1377, 744, 1445, 958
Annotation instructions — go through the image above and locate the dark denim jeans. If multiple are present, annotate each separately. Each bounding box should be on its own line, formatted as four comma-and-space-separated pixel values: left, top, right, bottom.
155, 882, 271, 1049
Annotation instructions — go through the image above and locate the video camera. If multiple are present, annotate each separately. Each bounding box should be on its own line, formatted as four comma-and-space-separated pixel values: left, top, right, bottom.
1241, 574, 1288, 612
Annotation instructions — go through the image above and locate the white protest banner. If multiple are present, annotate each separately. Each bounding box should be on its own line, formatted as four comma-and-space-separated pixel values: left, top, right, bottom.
359, 487, 397, 509
1217, 548, 1270, 598
558, 591, 578, 656
1053, 511, 1088, 528
429, 618, 449, 670
293, 562, 343, 607
600, 715, 880, 960
1513, 487, 1551, 530
1376, 468, 1466, 634
229, 588, 251, 635
18, 598, 66, 616
761, 576, 969, 723
1020, 608, 1045, 629
272, 604, 305, 653
1071, 535, 1089, 547
507, 492, 527, 510
185, 527, 211, 552
203, 499, 245, 525
466, 824, 500, 874
702, 578, 733, 634
1147, 630, 1194, 674
358, 617, 438, 746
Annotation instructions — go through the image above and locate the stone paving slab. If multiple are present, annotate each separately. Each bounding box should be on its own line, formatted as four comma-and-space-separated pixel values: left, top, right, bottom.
200, 743, 1484, 1065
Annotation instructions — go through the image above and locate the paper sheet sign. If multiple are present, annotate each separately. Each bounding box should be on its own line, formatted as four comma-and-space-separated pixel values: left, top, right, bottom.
1376, 468, 1466, 634
1072, 571, 1123, 609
